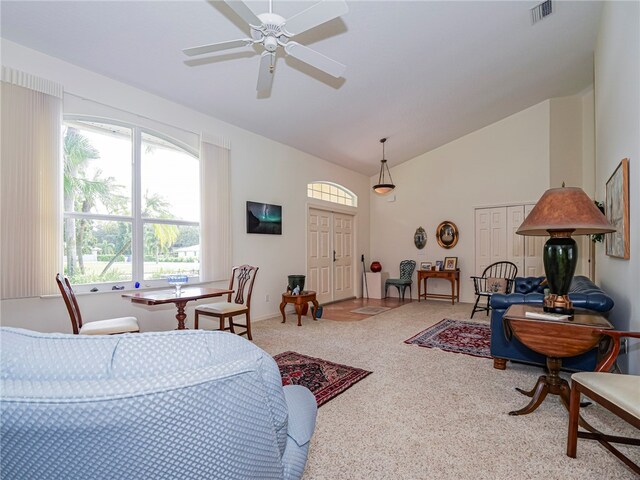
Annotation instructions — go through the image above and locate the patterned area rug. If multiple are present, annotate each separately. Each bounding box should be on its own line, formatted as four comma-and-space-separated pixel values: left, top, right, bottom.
350, 306, 391, 315
274, 351, 372, 407
404, 319, 491, 359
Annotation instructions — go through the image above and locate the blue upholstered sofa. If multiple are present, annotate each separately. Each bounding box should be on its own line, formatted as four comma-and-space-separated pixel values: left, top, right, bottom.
490, 275, 614, 371
0, 328, 317, 480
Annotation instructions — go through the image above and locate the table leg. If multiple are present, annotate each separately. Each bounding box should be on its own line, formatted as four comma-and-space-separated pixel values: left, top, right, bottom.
294, 303, 304, 326
450, 277, 455, 305
456, 275, 460, 303
509, 375, 549, 416
175, 300, 188, 330
280, 298, 286, 323
510, 357, 566, 416
311, 300, 319, 321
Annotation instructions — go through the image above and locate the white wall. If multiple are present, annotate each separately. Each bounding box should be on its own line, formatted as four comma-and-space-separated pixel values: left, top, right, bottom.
370, 101, 551, 303
594, 1, 640, 374
0, 40, 371, 332
549, 96, 583, 189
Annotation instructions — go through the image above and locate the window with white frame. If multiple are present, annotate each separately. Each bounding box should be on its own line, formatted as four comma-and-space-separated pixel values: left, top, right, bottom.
307, 181, 357, 207
62, 119, 200, 287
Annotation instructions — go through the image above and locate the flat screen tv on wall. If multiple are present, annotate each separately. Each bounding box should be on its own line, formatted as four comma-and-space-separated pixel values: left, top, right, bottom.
246, 201, 282, 235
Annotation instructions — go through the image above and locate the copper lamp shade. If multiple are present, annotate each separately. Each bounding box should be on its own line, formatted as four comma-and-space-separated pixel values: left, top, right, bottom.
517, 186, 615, 315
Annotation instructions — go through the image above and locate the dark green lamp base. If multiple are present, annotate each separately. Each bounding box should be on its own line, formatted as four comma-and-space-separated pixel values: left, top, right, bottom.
543, 233, 577, 315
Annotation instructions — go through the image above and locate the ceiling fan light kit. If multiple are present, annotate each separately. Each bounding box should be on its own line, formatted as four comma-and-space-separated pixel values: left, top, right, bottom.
373, 138, 395, 195
183, 0, 348, 94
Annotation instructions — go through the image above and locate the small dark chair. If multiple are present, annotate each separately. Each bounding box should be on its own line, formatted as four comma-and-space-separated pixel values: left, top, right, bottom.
385, 260, 416, 301
55, 273, 139, 335
470, 261, 518, 318
195, 265, 258, 340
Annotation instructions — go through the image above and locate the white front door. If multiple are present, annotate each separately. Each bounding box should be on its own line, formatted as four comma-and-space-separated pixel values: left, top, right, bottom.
308, 208, 332, 304
333, 212, 354, 301
307, 208, 355, 304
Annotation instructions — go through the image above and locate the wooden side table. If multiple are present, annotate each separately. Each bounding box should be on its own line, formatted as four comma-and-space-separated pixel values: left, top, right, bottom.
417, 268, 460, 304
503, 304, 613, 416
280, 291, 319, 326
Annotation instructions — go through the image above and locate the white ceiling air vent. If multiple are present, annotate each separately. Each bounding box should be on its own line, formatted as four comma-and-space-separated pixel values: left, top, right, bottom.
531, 0, 553, 25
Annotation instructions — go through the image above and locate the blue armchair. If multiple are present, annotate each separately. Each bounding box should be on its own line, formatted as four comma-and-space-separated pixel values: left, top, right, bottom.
0, 328, 317, 480
490, 276, 614, 371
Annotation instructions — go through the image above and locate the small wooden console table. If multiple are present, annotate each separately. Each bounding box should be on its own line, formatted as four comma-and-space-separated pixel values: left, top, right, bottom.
417, 269, 460, 304
280, 291, 319, 326
503, 304, 612, 416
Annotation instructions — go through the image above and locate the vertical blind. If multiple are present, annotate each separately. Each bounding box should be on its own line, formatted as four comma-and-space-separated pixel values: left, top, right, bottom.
1, 67, 63, 298
200, 138, 231, 282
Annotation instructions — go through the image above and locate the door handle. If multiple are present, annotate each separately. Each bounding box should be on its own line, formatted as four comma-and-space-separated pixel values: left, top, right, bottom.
333, 250, 336, 262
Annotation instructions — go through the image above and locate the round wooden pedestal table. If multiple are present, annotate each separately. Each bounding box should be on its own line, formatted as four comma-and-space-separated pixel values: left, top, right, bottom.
279, 291, 319, 326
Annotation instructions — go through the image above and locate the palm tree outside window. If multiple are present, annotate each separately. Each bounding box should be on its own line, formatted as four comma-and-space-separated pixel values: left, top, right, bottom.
62, 119, 200, 289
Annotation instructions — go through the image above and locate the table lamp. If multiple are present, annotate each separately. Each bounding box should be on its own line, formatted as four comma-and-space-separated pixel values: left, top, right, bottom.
516, 186, 615, 315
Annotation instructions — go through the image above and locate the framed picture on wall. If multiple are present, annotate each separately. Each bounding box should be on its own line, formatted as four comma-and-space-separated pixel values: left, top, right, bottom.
436, 221, 459, 249
444, 257, 458, 270
605, 158, 629, 259
246, 201, 282, 235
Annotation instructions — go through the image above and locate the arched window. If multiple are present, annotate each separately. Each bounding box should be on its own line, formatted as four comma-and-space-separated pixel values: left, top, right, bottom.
62, 118, 200, 288
307, 182, 357, 207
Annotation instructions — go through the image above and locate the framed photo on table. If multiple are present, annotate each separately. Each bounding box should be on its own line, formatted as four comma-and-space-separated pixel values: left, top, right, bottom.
605, 158, 629, 259
444, 256, 458, 270
420, 262, 432, 271
435, 260, 444, 271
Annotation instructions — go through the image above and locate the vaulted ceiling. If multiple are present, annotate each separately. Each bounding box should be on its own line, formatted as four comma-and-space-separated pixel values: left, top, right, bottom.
1, 1, 603, 175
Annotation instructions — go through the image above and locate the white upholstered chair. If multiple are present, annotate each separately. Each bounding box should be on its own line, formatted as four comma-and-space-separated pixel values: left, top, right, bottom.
56, 273, 139, 335
566, 330, 640, 474
195, 265, 258, 340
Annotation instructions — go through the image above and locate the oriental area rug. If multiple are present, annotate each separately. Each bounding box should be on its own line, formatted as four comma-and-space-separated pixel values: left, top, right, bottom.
274, 351, 372, 407
404, 319, 491, 359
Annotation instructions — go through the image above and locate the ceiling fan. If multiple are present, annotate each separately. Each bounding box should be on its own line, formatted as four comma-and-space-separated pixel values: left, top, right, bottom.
183, 0, 348, 93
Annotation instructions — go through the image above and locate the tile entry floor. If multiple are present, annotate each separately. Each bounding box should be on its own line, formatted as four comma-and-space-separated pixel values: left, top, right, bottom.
319, 297, 411, 321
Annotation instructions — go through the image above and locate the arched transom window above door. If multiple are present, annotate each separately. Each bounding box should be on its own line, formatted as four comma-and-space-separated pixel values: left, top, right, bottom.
307, 182, 357, 207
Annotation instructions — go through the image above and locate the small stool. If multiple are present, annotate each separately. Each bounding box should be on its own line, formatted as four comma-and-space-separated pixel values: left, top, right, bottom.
280, 291, 319, 326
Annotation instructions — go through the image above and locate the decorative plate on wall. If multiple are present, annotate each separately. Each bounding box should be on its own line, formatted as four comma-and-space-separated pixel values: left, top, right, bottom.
436, 221, 458, 249
414, 226, 427, 249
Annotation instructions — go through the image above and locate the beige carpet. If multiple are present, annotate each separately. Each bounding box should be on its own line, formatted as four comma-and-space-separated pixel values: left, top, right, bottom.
252, 301, 638, 479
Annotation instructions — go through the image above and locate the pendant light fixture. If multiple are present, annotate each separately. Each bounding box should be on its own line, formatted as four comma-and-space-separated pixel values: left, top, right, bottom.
373, 138, 395, 194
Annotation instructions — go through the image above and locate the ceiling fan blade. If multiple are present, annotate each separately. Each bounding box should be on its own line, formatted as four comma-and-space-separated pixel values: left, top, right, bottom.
224, 0, 262, 27
183, 39, 252, 57
283, 0, 348, 36
257, 52, 275, 92
284, 42, 345, 78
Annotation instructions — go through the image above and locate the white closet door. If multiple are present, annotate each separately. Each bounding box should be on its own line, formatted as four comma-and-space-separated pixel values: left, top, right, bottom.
490, 208, 507, 264
507, 205, 525, 276
475, 209, 492, 275
523, 204, 545, 277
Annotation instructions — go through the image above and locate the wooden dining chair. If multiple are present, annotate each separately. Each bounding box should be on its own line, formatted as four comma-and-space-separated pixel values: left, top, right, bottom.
194, 265, 258, 340
567, 330, 640, 474
470, 261, 518, 318
56, 273, 140, 335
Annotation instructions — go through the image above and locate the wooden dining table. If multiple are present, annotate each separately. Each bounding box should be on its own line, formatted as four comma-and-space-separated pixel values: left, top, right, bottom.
123, 287, 233, 330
